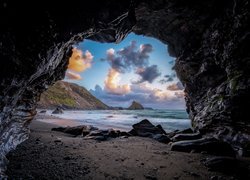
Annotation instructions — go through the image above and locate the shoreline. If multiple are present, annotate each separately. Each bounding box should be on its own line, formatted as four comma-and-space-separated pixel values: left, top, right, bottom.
36, 114, 86, 127
36, 109, 191, 132
5, 117, 233, 179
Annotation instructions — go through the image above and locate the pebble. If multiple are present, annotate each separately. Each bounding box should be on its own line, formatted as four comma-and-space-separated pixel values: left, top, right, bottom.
144, 174, 157, 180
63, 156, 71, 160
54, 138, 62, 143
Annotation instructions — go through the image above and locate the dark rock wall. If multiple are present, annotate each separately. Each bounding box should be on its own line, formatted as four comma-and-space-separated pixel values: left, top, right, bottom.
0, 0, 249, 175
0, 0, 135, 175
133, 0, 250, 151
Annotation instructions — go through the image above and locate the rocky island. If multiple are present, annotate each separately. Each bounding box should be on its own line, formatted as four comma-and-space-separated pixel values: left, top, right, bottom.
128, 101, 144, 110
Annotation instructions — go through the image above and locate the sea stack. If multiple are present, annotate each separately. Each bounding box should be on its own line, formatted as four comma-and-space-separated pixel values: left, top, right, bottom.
128, 101, 144, 110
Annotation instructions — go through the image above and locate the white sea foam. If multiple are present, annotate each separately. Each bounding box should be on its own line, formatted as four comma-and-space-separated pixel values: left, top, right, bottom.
40, 109, 191, 132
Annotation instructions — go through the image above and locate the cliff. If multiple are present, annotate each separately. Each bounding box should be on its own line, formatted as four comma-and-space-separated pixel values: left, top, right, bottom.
38, 81, 109, 110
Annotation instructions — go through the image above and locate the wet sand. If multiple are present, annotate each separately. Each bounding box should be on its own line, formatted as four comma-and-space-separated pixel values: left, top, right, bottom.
6, 118, 233, 180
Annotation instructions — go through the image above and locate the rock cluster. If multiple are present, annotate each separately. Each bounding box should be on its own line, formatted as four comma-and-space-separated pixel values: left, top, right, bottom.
53, 119, 236, 158
52, 125, 130, 141
130, 120, 235, 157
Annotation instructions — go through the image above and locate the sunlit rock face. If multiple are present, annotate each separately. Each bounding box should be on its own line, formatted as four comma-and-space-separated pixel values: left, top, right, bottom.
0, 0, 249, 175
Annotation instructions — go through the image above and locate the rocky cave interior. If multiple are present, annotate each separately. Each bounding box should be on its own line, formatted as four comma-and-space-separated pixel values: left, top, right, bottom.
1, 0, 250, 176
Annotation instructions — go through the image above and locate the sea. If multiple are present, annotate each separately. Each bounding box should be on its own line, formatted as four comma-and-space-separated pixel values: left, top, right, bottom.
39, 109, 191, 133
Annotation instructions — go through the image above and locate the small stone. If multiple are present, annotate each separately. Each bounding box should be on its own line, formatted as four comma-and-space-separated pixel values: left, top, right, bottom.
54, 139, 62, 143
210, 176, 218, 180
52, 107, 64, 114
120, 136, 128, 139
173, 176, 180, 180
63, 156, 71, 160
95, 136, 107, 141
190, 150, 197, 153
144, 174, 157, 180
39, 110, 46, 113
189, 172, 200, 177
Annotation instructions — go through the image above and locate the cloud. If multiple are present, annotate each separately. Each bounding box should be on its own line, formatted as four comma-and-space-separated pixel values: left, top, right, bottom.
68, 48, 93, 72
102, 41, 162, 84
106, 48, 127, 73
65, 71, 82, 80
158, 73, 176, 84
135, 65, 161, 83
167, 82, 184, 91
91, 41, 185, 108
65, 48, 93, 80
90, 82, 185, 109
167, 84, 180, 91
104, 68, 131, 95
103, 41, 156, 73
159, 78, 172, 84
175, 91, 185, 98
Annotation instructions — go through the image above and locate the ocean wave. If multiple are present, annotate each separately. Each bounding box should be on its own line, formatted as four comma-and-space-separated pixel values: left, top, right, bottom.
46, 109, 190, 131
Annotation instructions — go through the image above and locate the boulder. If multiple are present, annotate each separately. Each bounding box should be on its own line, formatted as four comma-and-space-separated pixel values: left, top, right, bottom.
52, 107, 64, 114
153, 134, 171, 144
39, 110, 46, 113
166, 128, 194, 138
52, 125, 129, 141
120, 131, 132, 137
94, 136, 107, 141
85, 130, 104, 137
171, 137, 235, 157
108, 129, 120, 138
203, 156, 250, 178
130, 119, 166, 137
64, 126, 90, 136
156, 125, 167, 135
128, 129, 137, 136
172, 133, 202, 142
177, 128, 194, 134
242, 142, 250, 157
51, 125, 97, 136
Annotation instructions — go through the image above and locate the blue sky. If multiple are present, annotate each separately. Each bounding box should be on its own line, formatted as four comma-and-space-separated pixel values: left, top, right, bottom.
65, 33, 185, 109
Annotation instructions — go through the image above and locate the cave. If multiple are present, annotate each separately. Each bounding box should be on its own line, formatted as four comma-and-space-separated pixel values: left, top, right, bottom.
1, 0, 250, 177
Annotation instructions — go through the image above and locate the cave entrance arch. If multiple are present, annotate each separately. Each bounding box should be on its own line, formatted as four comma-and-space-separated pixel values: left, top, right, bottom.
1, 0, 250, 176
38, 32, 190, 133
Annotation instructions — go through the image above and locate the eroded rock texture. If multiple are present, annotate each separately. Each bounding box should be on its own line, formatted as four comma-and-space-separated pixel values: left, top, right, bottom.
133, 0, 250, 153
0, 0, 249, 175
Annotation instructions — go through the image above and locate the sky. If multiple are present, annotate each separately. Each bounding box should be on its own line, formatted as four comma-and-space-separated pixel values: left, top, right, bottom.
64, 33, 185, 109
